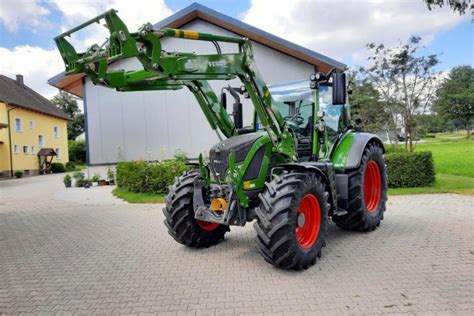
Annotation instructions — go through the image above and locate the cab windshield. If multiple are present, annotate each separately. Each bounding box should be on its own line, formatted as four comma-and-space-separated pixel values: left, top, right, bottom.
264, 80, 346, 157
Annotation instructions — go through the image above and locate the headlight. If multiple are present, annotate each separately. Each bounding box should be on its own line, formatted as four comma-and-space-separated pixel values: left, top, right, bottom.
202, 150, 210, 164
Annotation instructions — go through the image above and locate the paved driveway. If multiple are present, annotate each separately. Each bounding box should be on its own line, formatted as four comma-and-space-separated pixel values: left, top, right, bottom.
1, 172, 473, 315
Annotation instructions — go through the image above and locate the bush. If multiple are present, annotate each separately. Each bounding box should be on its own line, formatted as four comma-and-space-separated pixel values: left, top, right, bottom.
68, 140, 86, 163
116, 159, 190, 194
65, 161, 76, 171
385, 151, 435, 188
14, 171, 23, 178
51, 162, 66, 173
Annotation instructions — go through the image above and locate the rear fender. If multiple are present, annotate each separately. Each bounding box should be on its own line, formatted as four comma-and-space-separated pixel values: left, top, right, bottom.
331, 131, 384, 172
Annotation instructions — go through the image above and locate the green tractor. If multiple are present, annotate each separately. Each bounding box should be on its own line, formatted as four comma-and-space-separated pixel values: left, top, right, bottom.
55, 10, 387, 270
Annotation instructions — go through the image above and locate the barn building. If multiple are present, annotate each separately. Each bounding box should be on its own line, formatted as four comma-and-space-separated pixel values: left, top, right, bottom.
48, 3, 345, 164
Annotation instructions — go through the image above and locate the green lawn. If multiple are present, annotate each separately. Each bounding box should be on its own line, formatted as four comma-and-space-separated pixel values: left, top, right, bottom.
388, 134, 474, 195
112, 187, 165, 203
415, 138, 474, 177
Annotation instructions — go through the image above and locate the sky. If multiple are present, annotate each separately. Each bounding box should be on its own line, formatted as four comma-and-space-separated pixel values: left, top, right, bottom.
0, 0, 472, 101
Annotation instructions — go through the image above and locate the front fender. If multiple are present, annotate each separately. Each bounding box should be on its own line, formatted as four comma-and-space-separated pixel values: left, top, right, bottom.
331, 131, 384, 171
273, 161, 337, 216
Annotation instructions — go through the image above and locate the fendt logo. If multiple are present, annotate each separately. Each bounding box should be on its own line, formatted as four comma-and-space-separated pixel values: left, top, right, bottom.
208, 60, 227, 67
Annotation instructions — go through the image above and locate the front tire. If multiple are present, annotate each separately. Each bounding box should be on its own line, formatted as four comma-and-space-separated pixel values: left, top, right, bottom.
163, 170, 229, 248
254, 172, 329, 270
332, 142, 387, 231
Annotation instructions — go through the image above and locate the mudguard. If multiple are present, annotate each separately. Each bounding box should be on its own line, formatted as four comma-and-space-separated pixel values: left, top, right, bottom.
331, 131, 384, 171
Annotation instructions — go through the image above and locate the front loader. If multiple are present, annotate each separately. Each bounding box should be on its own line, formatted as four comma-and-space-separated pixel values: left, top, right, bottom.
55, 10, 388, 270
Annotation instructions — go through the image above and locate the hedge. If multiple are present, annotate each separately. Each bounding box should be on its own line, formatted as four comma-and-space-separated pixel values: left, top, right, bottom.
65, 161, 76, 171
116, 160, 190, 194
51, 162, 66, 173
385, 151, 435, 188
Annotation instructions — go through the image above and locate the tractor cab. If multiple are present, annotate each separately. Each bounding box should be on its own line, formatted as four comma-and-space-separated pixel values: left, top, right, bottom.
267, 80, 347, 160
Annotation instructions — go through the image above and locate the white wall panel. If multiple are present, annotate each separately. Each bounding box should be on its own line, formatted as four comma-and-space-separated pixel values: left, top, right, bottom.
85, 20, 314, 164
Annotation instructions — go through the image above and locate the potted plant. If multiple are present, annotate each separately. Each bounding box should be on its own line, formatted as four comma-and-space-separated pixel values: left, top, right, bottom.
14, 171, 23, 179
107, 167, 115, 185
73, 171, 85, 187
63, 174, 72, 188
84, 178, 92, 188
91, 174, 100, 187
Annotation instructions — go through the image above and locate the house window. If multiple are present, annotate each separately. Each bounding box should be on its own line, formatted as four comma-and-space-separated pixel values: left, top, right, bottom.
55, 148, 61, 159
29, 120, 34, 129
23, 146, 29, 155
14, 145, 19, 154
15, 118, 22, 132
53, 126, 59, 138
38, 135, 44, 148
31, 146, 35, 155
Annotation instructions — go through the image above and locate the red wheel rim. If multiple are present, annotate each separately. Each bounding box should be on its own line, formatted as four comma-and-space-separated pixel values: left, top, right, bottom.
364, 160, 382, 213
296, 194, 321, 250
196, 220, 220, 232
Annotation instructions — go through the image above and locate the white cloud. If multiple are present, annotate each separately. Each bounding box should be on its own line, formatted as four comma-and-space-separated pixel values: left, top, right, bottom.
48, 0, 173, 36
243, 0, 469, 66
46, 0, 174, 65
0, 0, 51, 32
0, 45, 63, 99
0, 0, 174, 104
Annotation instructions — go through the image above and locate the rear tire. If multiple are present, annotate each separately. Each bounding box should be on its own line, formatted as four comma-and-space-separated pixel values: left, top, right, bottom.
254, 172, 329, 270
163, 170, 229, 247
332, 142, 387, 232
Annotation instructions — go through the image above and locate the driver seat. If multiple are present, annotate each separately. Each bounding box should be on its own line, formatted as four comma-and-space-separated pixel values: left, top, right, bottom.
296, 135, 312, 158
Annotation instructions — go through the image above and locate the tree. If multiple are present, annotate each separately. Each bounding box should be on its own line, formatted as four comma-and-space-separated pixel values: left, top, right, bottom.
68, 140, 86, 163
51, 92, 85, 140
359, 36, 440, 152
349, 74, 392, 134
69, 113, 85, 140
424, 0, 472, 14
415, 113, 451, 136
434, 65, 474, 139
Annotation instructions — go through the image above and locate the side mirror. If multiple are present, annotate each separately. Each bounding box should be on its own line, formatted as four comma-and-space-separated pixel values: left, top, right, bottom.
332, 73, 347, 105
220, 91, 227, 110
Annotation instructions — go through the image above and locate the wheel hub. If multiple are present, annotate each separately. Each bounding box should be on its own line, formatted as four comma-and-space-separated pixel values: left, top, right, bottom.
297, 213, 305, 228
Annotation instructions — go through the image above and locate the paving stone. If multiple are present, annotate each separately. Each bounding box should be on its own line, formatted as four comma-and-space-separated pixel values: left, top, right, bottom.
1, 172, 473, 314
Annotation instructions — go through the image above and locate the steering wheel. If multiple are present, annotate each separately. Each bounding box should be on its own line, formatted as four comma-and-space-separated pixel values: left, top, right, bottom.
284, 114, 305, 126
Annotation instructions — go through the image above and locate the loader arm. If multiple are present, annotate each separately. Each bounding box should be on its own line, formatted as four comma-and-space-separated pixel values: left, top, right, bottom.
54, 9, 293, 154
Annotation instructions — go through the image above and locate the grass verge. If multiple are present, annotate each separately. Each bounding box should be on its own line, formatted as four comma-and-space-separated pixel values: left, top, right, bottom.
112, 187, 165, 203
74, 164, 87, 171
389, 173, 474, 195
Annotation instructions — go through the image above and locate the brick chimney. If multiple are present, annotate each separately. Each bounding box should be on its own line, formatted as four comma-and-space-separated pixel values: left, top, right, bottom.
15, 74, 24, 88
